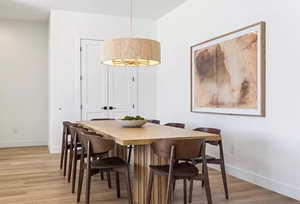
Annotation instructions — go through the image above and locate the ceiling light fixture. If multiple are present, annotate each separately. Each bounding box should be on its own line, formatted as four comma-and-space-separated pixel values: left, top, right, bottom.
102, 0, 161, 67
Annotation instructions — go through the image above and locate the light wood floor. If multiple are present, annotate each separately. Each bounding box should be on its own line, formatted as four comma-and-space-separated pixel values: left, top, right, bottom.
0, 146, 298, 204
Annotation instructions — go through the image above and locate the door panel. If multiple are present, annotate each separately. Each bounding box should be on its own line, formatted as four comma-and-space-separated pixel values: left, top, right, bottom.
81, 40, 108, 120
108, 68, 138, 119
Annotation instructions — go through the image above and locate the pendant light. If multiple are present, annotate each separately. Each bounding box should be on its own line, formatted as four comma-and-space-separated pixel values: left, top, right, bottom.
102, 0, 161, 67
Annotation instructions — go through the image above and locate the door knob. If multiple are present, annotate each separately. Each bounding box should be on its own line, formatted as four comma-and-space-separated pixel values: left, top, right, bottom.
109, 106, 116, 110
101, 106, 108, 110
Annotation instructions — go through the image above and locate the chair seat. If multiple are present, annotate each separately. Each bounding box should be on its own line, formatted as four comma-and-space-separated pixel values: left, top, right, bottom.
66, 142, 82, 149
206, 140, 219, 145
91, 157, 128, 170
193, 155, 220, 163
76, 148, 86, 155
150, 162, 199, 177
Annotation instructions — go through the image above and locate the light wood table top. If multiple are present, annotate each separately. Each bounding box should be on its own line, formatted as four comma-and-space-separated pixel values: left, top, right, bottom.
78, 120, 220, 145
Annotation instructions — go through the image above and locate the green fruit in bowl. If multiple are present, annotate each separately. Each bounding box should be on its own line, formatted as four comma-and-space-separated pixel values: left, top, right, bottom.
135, 115, 144, 120
121, 115, 145, 120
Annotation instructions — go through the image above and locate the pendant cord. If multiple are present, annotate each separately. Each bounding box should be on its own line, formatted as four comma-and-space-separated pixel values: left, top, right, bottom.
130, 0, 133, 35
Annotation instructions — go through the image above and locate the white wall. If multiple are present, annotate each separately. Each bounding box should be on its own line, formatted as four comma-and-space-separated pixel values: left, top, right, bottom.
156, 0, 300, 200
0, 20, 48, 147
48, 10, 157, 153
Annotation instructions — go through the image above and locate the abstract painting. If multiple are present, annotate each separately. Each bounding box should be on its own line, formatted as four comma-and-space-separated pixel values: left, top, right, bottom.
191, 22, 266, 116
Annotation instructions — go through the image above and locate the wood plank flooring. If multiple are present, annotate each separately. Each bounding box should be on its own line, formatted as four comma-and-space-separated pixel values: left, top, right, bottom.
0, 146, 298, 204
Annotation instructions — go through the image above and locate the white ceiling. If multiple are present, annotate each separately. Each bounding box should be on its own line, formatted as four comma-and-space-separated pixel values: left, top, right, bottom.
0, 0, 187, 21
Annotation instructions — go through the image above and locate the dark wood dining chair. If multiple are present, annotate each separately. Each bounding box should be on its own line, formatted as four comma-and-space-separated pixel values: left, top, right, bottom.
91, 118, 133, 165
188, 128, 228, 202
147, 119, 160, 124
91, 118, 132, 162
67, 123, 86, 183
146, 139, 212, 204
164, 123, 185, 129
60, 121, 79, 177
90, 119, 115, 179
76, 130, 133, 204
69, 126, 110, 194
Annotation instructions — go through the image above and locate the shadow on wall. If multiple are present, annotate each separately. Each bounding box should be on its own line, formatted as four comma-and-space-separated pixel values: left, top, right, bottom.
0, 1, 48, 21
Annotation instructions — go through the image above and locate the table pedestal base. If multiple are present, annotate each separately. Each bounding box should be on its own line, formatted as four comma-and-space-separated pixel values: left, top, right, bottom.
133, 144, 168, 204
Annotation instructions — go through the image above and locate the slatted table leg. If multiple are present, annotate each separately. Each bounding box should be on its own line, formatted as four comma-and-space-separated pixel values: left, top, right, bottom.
134, 144, 168, 204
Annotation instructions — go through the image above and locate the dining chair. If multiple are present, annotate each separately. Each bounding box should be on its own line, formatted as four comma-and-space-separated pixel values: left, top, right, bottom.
60, 121, 79, 177
69, 126, 110, 194
91, 118, 134, 165
188, 127, 228, 202
147, 119, 160, 124
146, 139, 212, 204
164, 123, 185, 129
90, 118, 115, 180
66, 123, 86, 183
76, 130, 133, 204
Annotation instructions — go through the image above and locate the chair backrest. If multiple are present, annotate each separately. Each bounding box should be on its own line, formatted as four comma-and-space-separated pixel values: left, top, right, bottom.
151, 139, 205, 160
164, 123, 185, 129
68, 126, 87, 145
70, 126, 88, 148
91, 118, 115, 121
193, 127, 221, 135
147, 120, 160, 124
193, 127, 221, 145
69, 125, 77, 140
78, 131, 115, 154
63, 121, 73, 135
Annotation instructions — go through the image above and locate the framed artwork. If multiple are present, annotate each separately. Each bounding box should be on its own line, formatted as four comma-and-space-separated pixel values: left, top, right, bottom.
191, 22, 266, 116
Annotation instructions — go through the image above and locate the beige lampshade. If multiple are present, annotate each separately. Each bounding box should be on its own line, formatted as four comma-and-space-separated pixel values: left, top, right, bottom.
103, 38, 161, 67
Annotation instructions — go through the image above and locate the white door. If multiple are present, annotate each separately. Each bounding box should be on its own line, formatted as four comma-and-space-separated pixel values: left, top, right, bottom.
80, 40, 108, 120
80, 39, 138, 120
108, 68, 138, 119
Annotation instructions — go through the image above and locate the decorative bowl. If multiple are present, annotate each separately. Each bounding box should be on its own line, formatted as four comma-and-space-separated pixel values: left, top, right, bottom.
117, 120, 147, 128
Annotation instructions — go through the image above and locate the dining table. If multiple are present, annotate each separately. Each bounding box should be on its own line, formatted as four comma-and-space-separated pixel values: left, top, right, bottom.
78, 120, 220, 204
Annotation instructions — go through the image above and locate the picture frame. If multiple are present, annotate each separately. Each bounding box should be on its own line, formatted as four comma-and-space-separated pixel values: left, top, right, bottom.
190, 22, 266, 116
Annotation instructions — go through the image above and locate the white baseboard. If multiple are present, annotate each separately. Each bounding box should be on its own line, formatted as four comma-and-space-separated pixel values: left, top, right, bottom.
49, 145, 60, 154
0, 140, 48, 148
210, 164, 300, 201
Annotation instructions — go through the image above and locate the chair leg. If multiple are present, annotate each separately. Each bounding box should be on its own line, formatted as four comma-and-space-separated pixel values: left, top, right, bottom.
203, 160, 212, 204
201, 163, 204, 187
146, 170, 154, 204
72, 156, 78, 193
107, 171, 112, 189
219, 141, 229, 199
77, 156, 84, 202
173, 160, 178, 192
173, 180, 176, 191
68, 144, 74, 182
166, 177, 174, 204
60, 135, 65, 169
116, 172, 121, 198
204, 175, 212, 204
63, 144, 68, 176
124, 167, 133, 204
100, 172, 104, 180
85, 170, 91, 204
169, 179, 175, 204
127, 145, 133, 164
183, 179, 187, 204
188, 179, 193, 203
